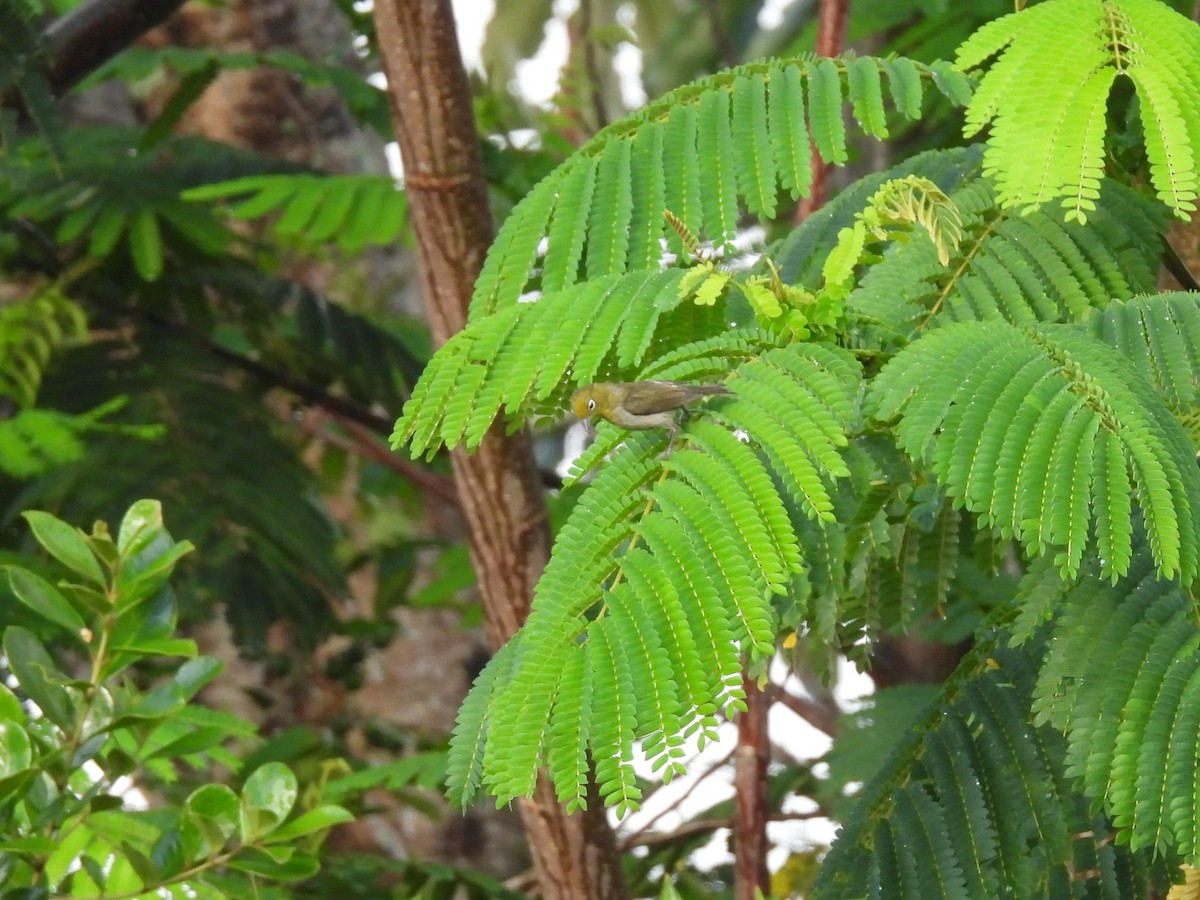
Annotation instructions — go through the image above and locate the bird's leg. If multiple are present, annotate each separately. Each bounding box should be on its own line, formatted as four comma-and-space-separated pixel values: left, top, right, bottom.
663, 425, 676, 457
661, 410, 687, 457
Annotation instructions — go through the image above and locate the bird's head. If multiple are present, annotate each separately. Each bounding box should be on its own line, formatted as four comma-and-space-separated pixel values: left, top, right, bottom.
570, 383, 618, 427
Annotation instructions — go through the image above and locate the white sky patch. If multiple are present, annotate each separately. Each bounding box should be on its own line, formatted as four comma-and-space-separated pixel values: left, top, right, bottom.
514, 8, 571, 106
383, 141, 403, 178
449, 0, 494, 73
612, 3, 646, 108
758, 0, 800, 30
613, 41, 647, 108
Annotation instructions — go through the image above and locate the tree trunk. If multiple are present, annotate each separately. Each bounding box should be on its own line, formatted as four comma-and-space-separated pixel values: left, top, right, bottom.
371, 2, 626, 897
734, 677, 770, 899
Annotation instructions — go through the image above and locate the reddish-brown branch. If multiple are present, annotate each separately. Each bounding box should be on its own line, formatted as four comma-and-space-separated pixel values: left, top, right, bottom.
293, 410, 460, 508
733, 676, 770, 900
795, 0, 850, 222
370, 2, 625, 897
767, 682, 841, 737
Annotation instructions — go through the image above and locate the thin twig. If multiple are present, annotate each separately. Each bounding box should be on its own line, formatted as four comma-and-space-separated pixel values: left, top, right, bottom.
291, 408, 459, 507
194, 332, 396, 433
625, 810, 826, 851
618, 746, 736, 850
767, 682, 841, 737
576, 0, 608, 130
139, 312, 471, 504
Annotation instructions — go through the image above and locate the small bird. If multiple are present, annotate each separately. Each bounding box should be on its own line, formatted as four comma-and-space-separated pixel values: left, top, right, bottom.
570, 380, 731, 447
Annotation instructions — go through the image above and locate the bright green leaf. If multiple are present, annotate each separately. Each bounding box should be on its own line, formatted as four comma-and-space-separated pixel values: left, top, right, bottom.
225, 847, 319, 881
117, 499, 165, 556
261, 804, 354, 843
240, 762, 298, 838
5, 567, 86, 635
0, 684, 23, 722
22, 511, 105, 584
186, 783, 241, 852
0, 722, 32, 776
129, 207, 164, 281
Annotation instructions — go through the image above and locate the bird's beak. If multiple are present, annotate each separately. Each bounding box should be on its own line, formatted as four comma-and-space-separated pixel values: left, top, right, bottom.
584, 416, 596, 437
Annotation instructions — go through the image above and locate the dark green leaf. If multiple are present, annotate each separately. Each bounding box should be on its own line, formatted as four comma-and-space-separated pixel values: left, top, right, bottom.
117, 841, 161, 886
138, 60, 220, 152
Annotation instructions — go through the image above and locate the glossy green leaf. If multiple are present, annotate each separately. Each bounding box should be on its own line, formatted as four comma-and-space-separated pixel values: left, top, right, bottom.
117, 499, 165, 556
225, 846, 319, 881
0, 684, 24, 722
22, 511, 104, 585
262, 804, 354, 842
185, 783, 241, 854
240, 762, 299, 838
0, 722, 32, 776
173, 657, 222, 700
5, 567, 86, 635
114, 541, 194, 612
108, 638, 197, 659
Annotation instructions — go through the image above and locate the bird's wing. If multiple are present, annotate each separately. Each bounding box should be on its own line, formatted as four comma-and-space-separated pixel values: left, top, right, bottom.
621, 381, 690, 415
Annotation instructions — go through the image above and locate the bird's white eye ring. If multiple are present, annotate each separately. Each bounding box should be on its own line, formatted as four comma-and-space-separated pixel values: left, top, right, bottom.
587, 398, 596, 411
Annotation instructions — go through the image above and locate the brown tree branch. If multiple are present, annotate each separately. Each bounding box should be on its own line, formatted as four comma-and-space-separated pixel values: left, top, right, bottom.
10, 209, 464, 505
733, 676, 770, 900
626, 810, 825, 852
180, 325, 396, 435
1160, 235, 1200, 292
43, 0, 188, 95
767, 682, 841, 738
370, 2, 625, 897
575, 0, 608, 131
293, 410, 461, 508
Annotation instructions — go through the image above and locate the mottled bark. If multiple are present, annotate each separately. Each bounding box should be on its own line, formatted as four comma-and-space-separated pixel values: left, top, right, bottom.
734, 677, 770, 900
370, 2, 626, 897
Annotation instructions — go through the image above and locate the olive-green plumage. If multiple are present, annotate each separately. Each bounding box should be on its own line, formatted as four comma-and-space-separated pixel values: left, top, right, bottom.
570, 380, 731, 440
